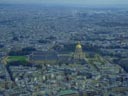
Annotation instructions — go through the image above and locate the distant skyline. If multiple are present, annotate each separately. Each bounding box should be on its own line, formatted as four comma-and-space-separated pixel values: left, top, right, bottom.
0, 0, 128, 6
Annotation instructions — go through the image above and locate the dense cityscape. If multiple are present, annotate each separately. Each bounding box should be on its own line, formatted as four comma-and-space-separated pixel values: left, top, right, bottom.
0, 4, 128, 96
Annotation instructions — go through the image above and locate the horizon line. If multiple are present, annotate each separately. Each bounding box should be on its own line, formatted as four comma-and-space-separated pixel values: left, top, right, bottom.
0, 3, 128, 8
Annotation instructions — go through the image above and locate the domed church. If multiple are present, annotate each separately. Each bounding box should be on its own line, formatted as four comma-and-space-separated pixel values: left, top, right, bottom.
29, 42, 86, 64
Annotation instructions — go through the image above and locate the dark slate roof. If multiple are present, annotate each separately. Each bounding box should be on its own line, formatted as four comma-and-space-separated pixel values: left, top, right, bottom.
58, 55, 70, 62
30, 51, 58, 61
30, 55, 46, 61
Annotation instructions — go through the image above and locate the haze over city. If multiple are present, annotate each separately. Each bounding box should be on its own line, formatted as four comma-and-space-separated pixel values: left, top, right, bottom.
0, 0, 128, 6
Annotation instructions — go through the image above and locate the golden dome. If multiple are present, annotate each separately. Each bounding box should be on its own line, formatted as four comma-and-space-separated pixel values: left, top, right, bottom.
76, 42, 82, 49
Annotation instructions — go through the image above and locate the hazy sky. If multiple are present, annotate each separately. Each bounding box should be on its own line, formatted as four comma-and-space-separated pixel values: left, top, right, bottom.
0, 0, 128, 5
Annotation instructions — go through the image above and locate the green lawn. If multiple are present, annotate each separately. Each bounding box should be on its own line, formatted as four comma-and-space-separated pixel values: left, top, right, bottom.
7, 56, 28, 63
